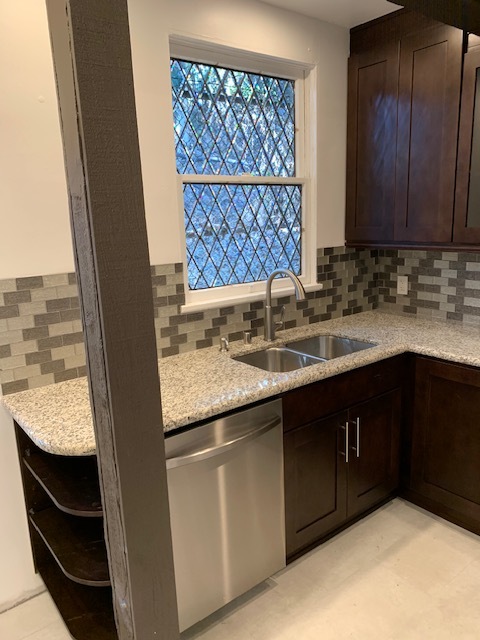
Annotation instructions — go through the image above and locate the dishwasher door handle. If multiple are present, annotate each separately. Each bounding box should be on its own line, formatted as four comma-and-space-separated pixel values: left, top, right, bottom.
166, 415, 281, 469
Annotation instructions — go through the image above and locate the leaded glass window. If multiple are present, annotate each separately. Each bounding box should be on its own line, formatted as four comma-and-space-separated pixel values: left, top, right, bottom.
170, 58, 302, 291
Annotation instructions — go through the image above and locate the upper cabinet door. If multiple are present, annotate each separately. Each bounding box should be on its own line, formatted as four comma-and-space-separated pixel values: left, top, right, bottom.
346, 44, 399, 244
454, 47, 480, 244
394, 26, 463, 243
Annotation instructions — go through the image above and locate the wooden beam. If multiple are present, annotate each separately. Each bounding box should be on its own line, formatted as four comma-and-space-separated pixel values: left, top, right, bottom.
44, 1, 179, 638
388, 0, 480, 34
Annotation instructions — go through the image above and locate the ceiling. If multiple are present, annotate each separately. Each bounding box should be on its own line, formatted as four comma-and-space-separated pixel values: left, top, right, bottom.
257, 0, 400, 28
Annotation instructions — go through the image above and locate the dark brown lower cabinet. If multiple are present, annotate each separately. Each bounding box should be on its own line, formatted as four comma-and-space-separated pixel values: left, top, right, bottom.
14, 424, 117, 640
407, 357, 480, 534
283, 358, 405, 560
347, 390, 401, 519
284, 411, 348, 558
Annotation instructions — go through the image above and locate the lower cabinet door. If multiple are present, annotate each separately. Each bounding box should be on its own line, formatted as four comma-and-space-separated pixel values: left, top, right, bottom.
410, 358, 480, 525
347, 389, 401, 518
284, 411, 348, 558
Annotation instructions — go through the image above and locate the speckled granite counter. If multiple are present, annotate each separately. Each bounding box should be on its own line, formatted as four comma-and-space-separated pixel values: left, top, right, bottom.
4, 310, 480, 456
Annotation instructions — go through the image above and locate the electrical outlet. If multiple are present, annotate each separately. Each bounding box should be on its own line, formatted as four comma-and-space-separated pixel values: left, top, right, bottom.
397, 275, 408, 296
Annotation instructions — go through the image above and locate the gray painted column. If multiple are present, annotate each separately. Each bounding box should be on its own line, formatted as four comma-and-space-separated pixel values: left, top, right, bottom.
45, 1, 180, 638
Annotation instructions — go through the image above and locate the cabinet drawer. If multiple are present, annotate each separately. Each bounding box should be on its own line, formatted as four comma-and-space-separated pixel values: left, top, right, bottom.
283, 355, 407, 432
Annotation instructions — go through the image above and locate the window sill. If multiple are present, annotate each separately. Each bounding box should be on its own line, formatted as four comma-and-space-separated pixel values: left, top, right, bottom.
180, 282, 323, 314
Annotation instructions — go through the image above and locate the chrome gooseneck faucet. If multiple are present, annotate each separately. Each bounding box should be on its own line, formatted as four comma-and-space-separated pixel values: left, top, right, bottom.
264, 269, 306, 341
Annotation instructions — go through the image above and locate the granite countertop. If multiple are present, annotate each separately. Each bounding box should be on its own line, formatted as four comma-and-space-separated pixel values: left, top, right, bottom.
3, 309, 480, 456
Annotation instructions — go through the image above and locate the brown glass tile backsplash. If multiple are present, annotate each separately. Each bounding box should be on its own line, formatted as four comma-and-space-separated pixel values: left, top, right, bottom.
6, 246, 476, 395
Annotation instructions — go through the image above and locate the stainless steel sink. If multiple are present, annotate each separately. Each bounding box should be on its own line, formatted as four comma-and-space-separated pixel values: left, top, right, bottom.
233, 335, 376, 373
285, 335, 375, 361
233, 347, 321, 373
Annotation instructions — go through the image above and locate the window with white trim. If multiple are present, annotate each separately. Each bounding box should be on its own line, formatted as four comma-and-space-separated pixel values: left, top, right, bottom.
169, 43, 316, 309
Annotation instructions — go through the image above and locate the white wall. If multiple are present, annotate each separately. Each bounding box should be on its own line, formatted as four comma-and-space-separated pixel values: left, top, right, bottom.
0, 407, 44, 611
0, 0, 348, 610
0, 1, 72, 280
0, 0, 63, 608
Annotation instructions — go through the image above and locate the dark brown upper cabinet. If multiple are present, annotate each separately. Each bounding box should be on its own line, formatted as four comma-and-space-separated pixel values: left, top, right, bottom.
346, 43, 399, 244
346, 10, 465, 248
394, 25, 463, 243
454, 44, 480, 244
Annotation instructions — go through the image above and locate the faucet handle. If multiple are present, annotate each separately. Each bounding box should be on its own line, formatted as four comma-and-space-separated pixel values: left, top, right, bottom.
243, 331, 252, 345
219, 337, 229, 352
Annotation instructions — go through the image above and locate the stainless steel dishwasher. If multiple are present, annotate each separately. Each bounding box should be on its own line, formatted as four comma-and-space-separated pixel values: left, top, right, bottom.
165, 398, 285, 632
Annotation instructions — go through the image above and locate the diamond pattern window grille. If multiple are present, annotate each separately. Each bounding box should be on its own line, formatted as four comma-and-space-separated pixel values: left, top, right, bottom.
171, 58, 302, 290
184, 184, 301, 290
171, 59, 295, 176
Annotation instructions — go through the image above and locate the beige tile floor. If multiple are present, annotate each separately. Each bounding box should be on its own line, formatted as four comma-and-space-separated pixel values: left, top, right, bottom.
2, 499, 480, 640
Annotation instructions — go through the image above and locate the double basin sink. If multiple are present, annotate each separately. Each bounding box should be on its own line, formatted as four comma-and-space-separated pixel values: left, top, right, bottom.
234, 335, 375, 373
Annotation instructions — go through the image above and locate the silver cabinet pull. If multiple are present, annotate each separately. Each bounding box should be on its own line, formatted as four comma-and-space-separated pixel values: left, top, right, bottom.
340, 423, 349, 463
356, 417, 360, 458
349, 417, 360, 458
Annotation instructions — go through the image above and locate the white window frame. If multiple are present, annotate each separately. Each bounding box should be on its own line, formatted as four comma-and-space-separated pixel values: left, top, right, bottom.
169, 36, 320, 313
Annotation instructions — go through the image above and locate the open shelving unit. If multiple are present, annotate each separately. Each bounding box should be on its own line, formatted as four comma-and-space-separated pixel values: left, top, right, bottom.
14, 423, 118, 640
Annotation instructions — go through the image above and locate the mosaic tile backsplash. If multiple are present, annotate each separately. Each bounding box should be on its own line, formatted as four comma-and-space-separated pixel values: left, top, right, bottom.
0, 273, 85, 395
376, 249, 480, 324
3, 246, 480, 395
153, 247, 376, 358
0, 247, 375, 394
